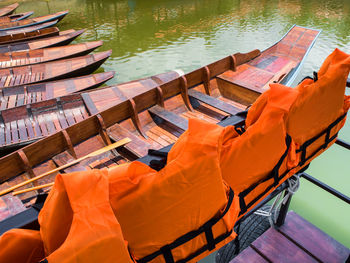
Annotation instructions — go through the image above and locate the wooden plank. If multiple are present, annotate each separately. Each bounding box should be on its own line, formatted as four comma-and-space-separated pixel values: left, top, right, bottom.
0, 126, 5, 145
10, 121, 19, 143
230, 247, 268, 263
252, 228, 318, 263
37, 115, 48, 136
81, 93, 98, 115
108, 123, 153, 158
0, 96, 9, 110
17, 119, 28, 141
4, 123, 11, 144
188, 89, 240, 115
24, 118, 35, 139
148, 105, 188, 131
64, 109, 75, 126
43, 113, 56, 134
278, 211, 350, 262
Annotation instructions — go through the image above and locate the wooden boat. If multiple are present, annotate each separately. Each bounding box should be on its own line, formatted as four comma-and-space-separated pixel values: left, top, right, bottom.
0, 20, 58, 37
0, 3, 19, 17
0, 50, 112, 89
0, 72, 115, 111
0, 11, 68, 31
0, 27, 59, 46
0, 29, 85, 53
0, 12, 34, 23
0, 25, 319, 216
0, 41, 103, 69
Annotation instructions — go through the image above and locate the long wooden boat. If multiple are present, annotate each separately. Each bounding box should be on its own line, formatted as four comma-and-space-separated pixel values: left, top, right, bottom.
0, 11, 34, 23
0, 27, 59, 46
0, 50, 111, 90
0, 72, 115, 111
0, 20, 58, 37
0, 11, 68, 31
0, 3, 19, 17
0, 29, 85, 53
0, 25, 320, 207
0, 41, 103, 69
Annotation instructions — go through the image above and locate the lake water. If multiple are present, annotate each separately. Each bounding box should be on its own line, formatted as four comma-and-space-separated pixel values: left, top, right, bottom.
7, 0, 350, 256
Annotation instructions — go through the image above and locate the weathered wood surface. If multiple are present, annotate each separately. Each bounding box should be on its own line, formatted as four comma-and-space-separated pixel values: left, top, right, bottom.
0, 194, 25, 221
217, 26, 320, 105
0, 41, 103, 68
0, 3, 19, 17
0, 72, 114, 110
0, 11, 67, 31
0, 29, 84, 53
0, 20, 58, 37
0, 12, 33, 24
0, 25, 319, 205
231, 211, 350, 263
0, 50, 111, 89
0, 27, 59, 46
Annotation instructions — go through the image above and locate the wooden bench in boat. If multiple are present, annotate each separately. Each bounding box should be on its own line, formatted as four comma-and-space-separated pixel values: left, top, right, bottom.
231, 211, 350, 263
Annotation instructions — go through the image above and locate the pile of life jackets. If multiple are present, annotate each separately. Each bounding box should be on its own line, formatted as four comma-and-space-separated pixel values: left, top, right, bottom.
0, 49, 349, 263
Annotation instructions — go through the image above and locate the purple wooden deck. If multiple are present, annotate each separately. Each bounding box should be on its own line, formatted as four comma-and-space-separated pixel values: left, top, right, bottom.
231, 211, 350, 263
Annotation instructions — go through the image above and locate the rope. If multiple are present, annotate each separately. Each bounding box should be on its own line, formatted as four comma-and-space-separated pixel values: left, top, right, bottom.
254, 175, 300, 227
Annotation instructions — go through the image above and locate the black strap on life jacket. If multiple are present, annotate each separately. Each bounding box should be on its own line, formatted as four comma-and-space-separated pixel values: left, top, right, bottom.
238, 135, 292, 215
148, 149, 168, 171
137, 189, 234, 263
296, 113, 347, 167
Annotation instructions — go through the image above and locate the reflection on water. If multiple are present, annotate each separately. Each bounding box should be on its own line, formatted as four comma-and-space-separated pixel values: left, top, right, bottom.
8, 0, 350, 252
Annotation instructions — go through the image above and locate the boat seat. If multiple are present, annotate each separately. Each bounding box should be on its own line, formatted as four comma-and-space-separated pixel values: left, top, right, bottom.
188, 89, 240, 115
108, 123, 153, 158
216, 57, 297, 105
148, 105, 188, 131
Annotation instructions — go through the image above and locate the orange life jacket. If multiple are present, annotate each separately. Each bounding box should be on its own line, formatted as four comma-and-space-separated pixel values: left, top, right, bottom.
108, 118, 239, 263
38, 169, 133, 263
0, 228, 45, 263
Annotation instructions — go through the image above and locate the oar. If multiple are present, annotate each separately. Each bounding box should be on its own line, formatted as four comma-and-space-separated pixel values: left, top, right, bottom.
0, 138, 131, 197
12, 162, 129, 196
13, 182, 54, 196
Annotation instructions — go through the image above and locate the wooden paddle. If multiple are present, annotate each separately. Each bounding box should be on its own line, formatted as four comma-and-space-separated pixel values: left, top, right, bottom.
13, 182, 54, 196
12, 162, 130, 196
0, 138, 131, 197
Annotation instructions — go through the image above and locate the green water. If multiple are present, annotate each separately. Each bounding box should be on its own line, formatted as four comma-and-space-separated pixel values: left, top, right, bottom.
6, 0, 350, 254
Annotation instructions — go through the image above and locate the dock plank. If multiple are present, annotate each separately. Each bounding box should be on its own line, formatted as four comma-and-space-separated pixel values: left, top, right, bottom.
278, 211, 350, 263
252, 227, 318, 263
230, 247, 268, 263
